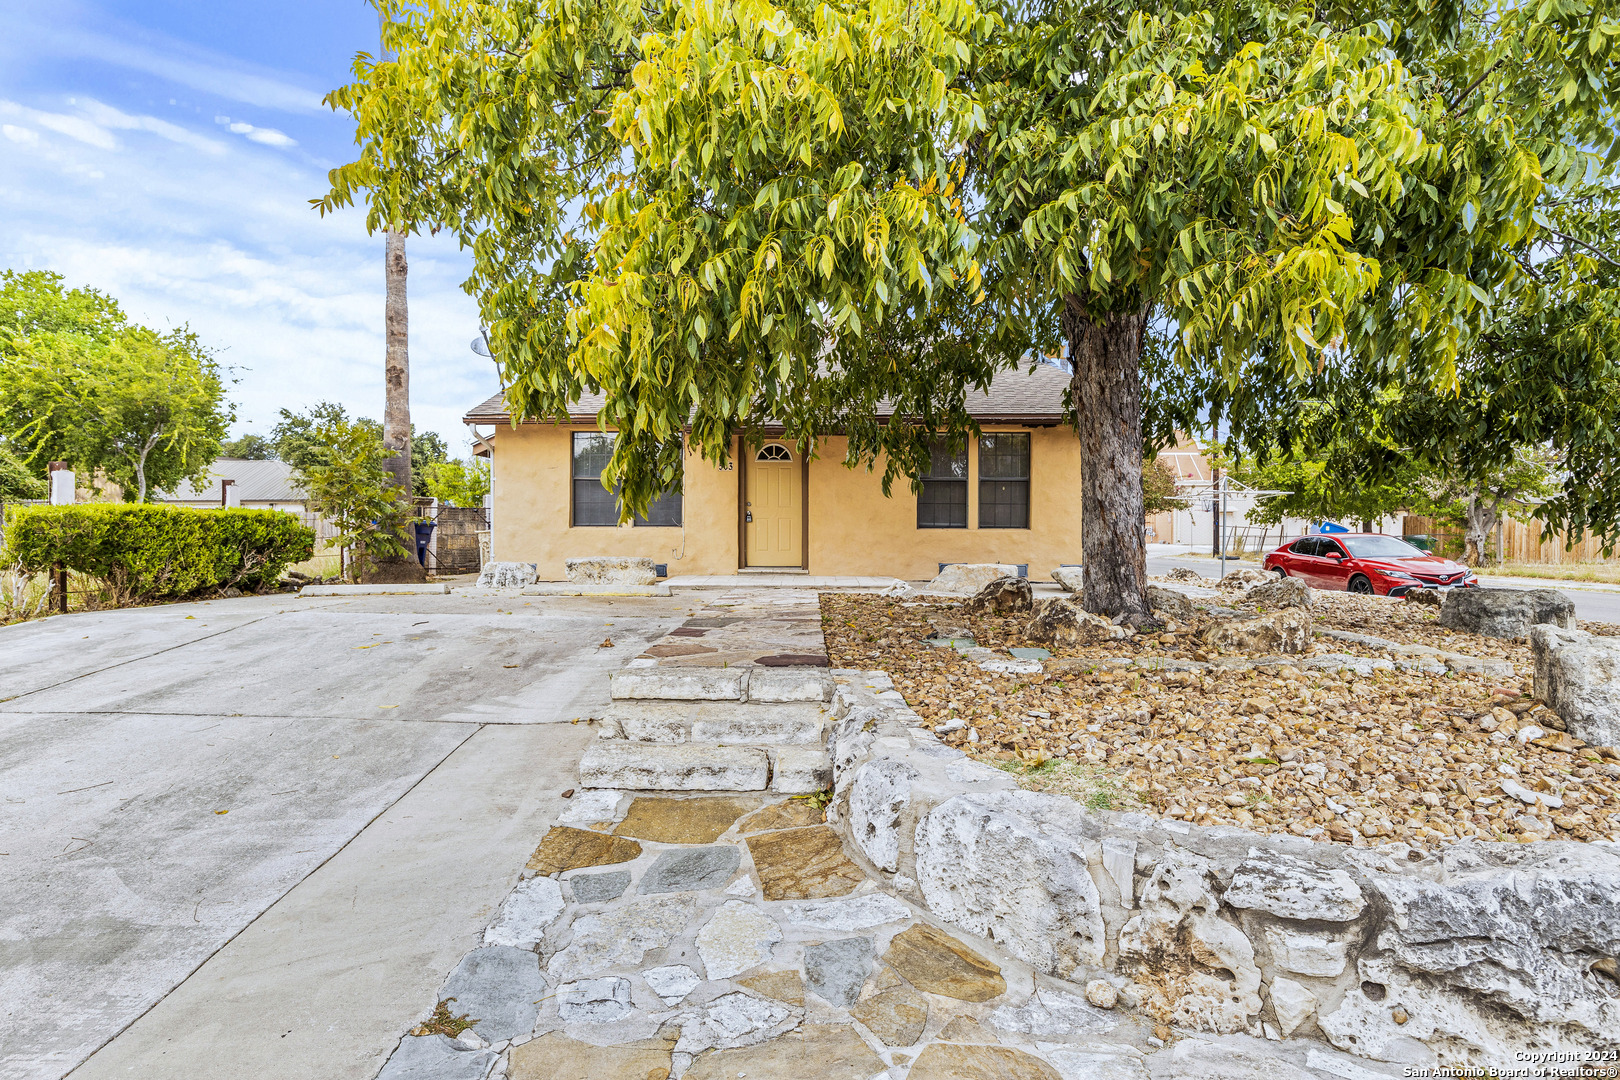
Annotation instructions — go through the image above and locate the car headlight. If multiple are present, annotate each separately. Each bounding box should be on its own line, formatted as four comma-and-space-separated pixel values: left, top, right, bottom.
1381, 571, 1420, 581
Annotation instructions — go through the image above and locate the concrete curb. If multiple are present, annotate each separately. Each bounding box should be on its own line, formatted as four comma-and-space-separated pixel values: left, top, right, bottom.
299, 583, 451, 597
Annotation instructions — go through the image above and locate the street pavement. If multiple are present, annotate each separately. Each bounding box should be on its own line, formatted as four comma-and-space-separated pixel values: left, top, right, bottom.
0, 592, 689, 1080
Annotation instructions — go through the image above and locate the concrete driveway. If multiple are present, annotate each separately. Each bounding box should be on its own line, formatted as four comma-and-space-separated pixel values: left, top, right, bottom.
0, 591, 689, 1080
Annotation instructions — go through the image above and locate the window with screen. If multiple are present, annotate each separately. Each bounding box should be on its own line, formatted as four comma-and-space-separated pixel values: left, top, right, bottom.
571, 432, 682, 527
917, 440, 968, 528
978, 433, 1030, 528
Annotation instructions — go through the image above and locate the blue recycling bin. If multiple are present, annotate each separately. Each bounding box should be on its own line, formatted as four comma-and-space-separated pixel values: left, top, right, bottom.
413, 521, 437, 566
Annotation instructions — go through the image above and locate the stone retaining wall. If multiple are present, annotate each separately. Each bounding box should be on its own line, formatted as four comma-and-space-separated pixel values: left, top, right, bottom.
823, 670, 1620, 1069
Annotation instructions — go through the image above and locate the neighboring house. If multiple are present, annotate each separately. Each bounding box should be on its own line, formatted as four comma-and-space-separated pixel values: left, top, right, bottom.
463, 365, 1085, 580
151, 458, 307, 512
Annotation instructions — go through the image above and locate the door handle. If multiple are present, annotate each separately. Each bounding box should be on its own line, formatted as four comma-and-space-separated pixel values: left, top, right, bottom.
745, 511, 753, 523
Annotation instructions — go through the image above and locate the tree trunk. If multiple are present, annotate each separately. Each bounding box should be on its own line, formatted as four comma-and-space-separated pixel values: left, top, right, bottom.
1462, 493, 1495, 566
1064, 294, 1150, 620
383, 229, 412, 499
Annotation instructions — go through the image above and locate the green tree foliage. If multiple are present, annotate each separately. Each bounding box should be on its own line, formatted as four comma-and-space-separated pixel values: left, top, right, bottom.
410, 428, 450, 497
1141, 457, 1188, 516
0, 443, 46, 502
422, 456, 490, 508
0, 270, 126, 343
0, 321, 230, 503
273, 402, 449, 495
4, 504, 314, 600
292, 415, 410, 580
220, 433, 275, 459
322, 0, 1620, 615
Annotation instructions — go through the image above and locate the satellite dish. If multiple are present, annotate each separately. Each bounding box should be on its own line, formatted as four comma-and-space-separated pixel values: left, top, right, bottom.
470, 333, 492, 358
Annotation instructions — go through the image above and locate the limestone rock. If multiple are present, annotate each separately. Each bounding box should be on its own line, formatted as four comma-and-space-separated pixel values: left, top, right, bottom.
1052, 565, 1084, 592
1146, 585, 1197, 621
745, 826, 865, 900
1163, 567, 1204, 583
908, 1043, 1063, 1080
914, 791, 1107, 977
1199, 608, 1312, 655
848, 758, 917, 872
1116, 850, 1262, 1035
477, 561, 537, 588
881, 923, 1006, 1002
851, 982, 928, 1046
1086, 980, 1119, 1009
695, 900, 783, 979
965, 576, 1034, 615
613, 796, 754, 845
768, 746, 832, 794
1025, 597, 1131, 647
1242, 575, 1314, 608
565, 556, 656, 584
483, 876, 565, 949
1221, 854, 1366, 922
1438, 587, 1576, 639
671, 990, 797, 1056
556, 789, 625, 827
508, 1032, 673, 1080
1264, 927, 1349, 978
643, 964, 702, 1005
546, 896, 696, 981
1328, 843, 1620, 1060
747, 667, 836, 703
1268, 977, 1316, 1037
803, 937, 873, 1007
1217, 567, 1273, 590
377, 1034, 495, 1080
739, 800, 827, 833
526, 826, 643, 875
1406, 587, 1444, 607
1531, 625, 1620, 749
569, 870, 631, 904
639, 845, 743, 894
439, 946, 548, 1041
557, 976, 634, 1022
927, 563, 1022, 595
735, 969, 805, 1006
682, 1023, 885, 1080
579, 741, 769, 791
782, 893, 912, 932
988, 988, 1115, 1037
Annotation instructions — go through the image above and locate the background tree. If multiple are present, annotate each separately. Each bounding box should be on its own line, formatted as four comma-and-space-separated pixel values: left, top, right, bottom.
0, 315, 229, 502
0, 270, 125, 343
324, 0, 1620, 617
0, 443, 46, 502
410, 428, 450, 497
271, 402, 370, 471
422, 456, 490, 508
1141, 458, 1188, 517
292, 415, 410, 581
219, 433, 275, 459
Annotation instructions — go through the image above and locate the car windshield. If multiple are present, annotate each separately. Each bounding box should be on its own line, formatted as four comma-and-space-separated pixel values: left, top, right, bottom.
1340, 535, 1427, 559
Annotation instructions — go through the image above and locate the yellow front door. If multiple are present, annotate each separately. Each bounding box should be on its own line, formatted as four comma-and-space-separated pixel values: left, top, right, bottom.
746, 443, 803, 567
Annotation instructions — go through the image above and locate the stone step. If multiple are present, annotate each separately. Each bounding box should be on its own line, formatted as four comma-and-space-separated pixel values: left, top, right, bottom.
609, 666, 835, 704
600, 702, 829, 746
578, 741, 830, 794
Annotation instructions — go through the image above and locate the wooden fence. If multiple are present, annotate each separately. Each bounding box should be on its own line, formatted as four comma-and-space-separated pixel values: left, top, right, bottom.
1402, 514, 1618, 564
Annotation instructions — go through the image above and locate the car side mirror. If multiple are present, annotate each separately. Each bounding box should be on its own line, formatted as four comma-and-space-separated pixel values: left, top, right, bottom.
1325, 551, 1343, 559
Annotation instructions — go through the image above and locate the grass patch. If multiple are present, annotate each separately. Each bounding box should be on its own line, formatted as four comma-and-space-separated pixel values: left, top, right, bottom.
409, 999, 477, 1038
1484, 562, 1620, 585
990, 756, 1146, 812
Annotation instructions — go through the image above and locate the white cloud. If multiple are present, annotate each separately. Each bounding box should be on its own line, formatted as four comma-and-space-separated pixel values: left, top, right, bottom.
1, 124, 38, 146
0, 94, 494, 451
226, 120, 296, 149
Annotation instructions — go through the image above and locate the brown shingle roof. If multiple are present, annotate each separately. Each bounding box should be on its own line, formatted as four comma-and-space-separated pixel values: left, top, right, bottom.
462, 363, 1070, 426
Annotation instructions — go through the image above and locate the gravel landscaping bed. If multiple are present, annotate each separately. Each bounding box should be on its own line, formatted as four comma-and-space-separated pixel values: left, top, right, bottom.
820, 589, 1620, 847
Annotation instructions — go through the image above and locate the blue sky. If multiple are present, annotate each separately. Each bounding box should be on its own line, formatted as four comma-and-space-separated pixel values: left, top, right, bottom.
0, 0, 496, 452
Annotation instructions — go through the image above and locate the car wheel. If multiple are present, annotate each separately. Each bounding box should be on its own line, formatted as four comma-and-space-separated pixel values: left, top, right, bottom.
1348, 575, 1374, 595
1273, 566, 1288, 577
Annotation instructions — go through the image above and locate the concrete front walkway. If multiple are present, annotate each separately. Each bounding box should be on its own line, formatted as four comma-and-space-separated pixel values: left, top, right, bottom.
0, 592, 689, 1080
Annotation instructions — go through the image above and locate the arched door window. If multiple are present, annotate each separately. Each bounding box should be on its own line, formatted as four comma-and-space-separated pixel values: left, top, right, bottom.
756, 444, 793, 462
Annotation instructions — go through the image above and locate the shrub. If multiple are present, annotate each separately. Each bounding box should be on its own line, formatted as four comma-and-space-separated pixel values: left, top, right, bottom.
2, 504, 315, 600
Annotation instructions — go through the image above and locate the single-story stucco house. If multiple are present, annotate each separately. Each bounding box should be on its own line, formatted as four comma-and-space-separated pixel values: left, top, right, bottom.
463, 364, 1086, 580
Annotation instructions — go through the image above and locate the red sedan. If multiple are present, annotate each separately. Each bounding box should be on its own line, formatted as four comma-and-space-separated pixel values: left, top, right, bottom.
1262, 533, 1477, 596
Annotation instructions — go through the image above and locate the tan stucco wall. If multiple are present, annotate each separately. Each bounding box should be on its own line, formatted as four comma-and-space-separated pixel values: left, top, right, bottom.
806, 430, 1083, 580
490, 424, 1084, 580
491, 424, 739, 578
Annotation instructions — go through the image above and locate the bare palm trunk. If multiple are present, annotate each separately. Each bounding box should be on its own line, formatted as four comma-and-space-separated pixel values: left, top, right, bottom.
384, 230, 412, 498
1064, 293, 1151, 621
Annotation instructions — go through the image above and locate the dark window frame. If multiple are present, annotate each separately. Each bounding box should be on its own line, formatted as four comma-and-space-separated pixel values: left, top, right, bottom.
977, 432, 1030, 529
570, 431, 683, 527
917, 439, 968, 529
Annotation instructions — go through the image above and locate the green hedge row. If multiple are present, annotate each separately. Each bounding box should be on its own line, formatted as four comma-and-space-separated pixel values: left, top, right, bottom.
2, 504, 315, 599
